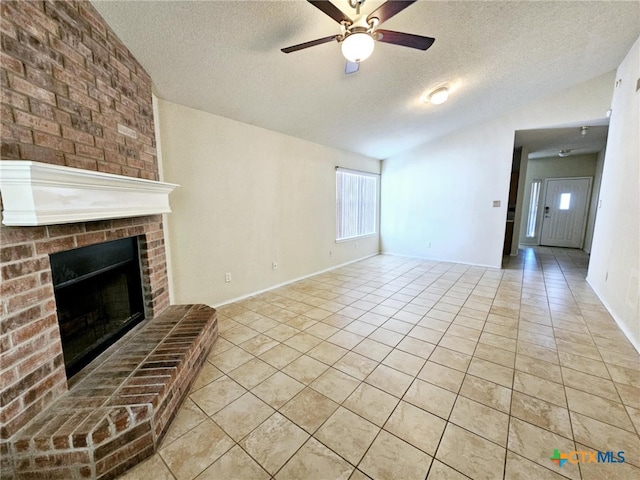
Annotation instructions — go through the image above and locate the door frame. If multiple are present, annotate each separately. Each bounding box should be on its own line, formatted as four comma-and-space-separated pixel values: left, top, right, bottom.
540, 176, 593, 249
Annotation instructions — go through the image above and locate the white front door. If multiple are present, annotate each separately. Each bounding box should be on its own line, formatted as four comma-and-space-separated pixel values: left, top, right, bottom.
540, 177, 592, 248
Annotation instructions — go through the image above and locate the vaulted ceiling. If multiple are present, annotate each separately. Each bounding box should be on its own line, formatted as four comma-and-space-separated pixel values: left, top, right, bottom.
92, 1, 639, 159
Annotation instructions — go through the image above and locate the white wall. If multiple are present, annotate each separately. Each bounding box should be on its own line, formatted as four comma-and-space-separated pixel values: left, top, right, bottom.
583, 149, 606, 254
510, 146, 529, 255
518, 154, 597, 246
587, 37, 640, 350
380, 72, 615, 267
156, 99, 380, 306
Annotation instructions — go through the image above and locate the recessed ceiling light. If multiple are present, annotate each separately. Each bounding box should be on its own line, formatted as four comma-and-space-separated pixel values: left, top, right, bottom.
423, 86, 449, 105
558, 149, 571, 157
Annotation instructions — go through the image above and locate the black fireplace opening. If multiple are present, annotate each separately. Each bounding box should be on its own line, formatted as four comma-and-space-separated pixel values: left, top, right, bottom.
50, 237, 145, 378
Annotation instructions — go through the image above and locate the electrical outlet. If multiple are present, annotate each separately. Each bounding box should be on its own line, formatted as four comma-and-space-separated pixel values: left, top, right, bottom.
427, 241, 431, 248
225, 272, 231, 283
329, 250, 333, 256
272, 262, 278, 270
355, 242, 358, 249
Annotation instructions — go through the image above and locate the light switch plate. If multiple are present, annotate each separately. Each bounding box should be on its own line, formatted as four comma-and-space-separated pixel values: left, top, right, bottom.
493, 200, 501, 207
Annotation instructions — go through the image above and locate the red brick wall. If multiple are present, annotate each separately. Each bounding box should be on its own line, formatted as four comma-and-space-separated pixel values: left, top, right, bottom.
0, 0, 157, 178
0, 0, 170, 444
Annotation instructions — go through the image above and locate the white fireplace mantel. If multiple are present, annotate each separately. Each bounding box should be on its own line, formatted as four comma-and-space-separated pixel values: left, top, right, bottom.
0, 161, 179, 226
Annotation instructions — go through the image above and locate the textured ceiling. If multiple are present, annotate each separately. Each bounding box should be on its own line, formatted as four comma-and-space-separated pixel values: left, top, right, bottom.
91, 1, 640, 159
516, 123, 610, 160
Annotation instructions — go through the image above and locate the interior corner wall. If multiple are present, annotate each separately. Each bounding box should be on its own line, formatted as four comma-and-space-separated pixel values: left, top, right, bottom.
511, 146, 529, 255
518, 153, 598, 246
587, 37, 640, 351
380, 71, 615, 268
583, 148, 606, 254
155, 99, 380, 306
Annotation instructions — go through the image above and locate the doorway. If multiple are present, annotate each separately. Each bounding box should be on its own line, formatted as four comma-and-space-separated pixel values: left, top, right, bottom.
540, 177, 592, 248
509, 122, 609, 260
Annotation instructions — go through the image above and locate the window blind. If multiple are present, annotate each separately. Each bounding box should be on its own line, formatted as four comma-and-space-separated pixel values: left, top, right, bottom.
336, 168, 378, 241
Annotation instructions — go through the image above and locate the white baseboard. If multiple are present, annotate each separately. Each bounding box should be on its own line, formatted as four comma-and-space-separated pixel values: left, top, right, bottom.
586, 276, 640, 354
380, 251, 501, 269
210, 253, 380, 309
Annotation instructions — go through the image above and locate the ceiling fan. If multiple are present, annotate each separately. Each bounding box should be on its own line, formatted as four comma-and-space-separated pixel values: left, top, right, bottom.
281, 0, 435, 74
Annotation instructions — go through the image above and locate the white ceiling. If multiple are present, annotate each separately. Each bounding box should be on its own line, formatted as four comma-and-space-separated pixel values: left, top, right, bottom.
91, 1, 639, 159
516, 122, 610, 160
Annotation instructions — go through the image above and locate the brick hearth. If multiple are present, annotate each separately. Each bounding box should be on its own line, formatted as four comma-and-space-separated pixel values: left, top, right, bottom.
7, 304, 218, 479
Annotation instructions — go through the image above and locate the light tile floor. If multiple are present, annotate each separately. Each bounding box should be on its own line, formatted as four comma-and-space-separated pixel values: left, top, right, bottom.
119, 247, 640, 480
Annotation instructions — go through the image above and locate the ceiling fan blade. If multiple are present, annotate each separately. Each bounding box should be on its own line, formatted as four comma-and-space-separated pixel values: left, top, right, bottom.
345, 60, 359, 75
375, 29, 435, 50
281, 35, 339, 53
367, 0, 417, 25
308, 0, 352, 24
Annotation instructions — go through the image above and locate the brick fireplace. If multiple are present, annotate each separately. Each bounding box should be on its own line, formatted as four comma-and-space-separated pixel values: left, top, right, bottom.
1, 215, 170, 434
49, 236, 147, 378
0, 2, 217, 478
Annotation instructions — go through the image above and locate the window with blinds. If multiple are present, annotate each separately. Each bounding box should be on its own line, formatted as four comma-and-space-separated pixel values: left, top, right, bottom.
336, 168, 378, 241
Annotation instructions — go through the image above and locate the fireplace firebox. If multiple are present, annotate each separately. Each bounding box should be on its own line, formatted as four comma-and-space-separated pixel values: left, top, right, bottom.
50, 237, 145, 378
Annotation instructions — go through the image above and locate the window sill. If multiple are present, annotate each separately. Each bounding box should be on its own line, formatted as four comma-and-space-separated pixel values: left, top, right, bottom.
335, 233, 377, 244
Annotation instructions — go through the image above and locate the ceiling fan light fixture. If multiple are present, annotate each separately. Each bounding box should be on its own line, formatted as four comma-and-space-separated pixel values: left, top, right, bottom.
427, 86, 449, 105
558, 149, 571, 157
341, 32, 375, 62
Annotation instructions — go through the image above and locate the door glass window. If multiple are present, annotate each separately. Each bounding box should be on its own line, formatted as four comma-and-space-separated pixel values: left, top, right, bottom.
559, 193, 571, 210
526, 180, 541, 237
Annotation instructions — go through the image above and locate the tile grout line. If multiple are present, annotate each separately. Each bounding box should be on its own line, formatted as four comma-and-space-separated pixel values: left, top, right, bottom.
502, 261, 523, 480
142, 250, 638, 480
